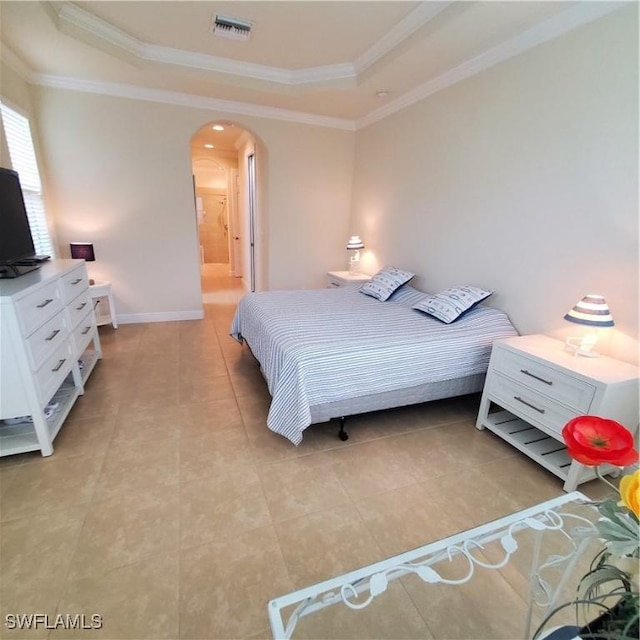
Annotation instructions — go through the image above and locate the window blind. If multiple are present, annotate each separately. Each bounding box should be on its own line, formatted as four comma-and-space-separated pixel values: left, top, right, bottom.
0, 103, 55, 257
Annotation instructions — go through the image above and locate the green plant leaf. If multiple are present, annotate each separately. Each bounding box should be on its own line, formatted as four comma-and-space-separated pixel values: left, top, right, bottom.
606, 540, 640, 556
597, 519, 638, 543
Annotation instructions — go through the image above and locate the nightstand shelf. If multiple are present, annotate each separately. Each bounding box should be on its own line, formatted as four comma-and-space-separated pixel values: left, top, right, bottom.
476, 334, 638, 491
482, 409, 596, 482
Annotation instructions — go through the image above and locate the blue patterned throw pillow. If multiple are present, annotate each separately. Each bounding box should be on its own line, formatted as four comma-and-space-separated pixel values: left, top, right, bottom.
413, 286, 493, 323
360, 266, 414, 301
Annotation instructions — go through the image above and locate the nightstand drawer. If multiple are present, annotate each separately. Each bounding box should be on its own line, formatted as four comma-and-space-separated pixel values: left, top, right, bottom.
488, 372, 578, 437
494, 347, 595, 412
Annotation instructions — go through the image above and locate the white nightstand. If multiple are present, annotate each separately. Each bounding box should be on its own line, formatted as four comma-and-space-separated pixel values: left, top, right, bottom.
326, 271, 371, 288
89, 280, 118, 329
476, 334, 638, 491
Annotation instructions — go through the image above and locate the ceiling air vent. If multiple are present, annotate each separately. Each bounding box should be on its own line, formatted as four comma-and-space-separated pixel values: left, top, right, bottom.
211, 15, 253, 41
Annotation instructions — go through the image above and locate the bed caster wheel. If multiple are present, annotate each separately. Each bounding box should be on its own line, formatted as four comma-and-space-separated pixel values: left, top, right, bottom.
339, 431, 348, 441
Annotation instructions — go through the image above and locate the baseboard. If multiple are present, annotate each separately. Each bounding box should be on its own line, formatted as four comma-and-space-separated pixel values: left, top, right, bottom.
116, 310, 205, 324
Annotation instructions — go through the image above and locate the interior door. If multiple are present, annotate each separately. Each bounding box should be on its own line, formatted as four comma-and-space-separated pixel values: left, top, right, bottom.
247, 152, 256, 292
229, 169, 241, 277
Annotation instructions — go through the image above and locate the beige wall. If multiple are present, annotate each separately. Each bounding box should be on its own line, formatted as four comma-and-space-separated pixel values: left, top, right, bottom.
350, 6, 638, 364
260, 120, 355, 290
2, 7, 637, 362
25, 88, 355, 319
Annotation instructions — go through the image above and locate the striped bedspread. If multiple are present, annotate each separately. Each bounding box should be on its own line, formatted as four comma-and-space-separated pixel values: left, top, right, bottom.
230, 285, 518, 444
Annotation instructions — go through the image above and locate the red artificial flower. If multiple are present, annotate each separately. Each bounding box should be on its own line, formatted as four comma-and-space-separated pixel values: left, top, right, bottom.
562, 416, 639, 466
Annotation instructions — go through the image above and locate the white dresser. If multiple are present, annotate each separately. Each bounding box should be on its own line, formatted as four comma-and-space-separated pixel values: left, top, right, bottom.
0, 259, 102, 457
476, 334, 639, 491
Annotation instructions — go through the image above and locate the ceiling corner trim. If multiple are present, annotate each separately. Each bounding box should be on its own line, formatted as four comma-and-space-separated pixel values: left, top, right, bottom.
356, 0, 631, 130
354, 1, 452, 74
32, 74, 357, 131
56, 1, 143, 57
141, 45, 293, 84
48, 1, 419, 88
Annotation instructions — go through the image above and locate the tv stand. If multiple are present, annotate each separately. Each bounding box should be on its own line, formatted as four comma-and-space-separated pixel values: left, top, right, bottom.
0, 263, 40, 279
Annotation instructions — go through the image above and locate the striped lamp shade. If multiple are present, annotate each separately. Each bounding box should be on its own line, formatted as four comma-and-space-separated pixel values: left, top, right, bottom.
346, 235, 364, 250
564, 295, 614, 327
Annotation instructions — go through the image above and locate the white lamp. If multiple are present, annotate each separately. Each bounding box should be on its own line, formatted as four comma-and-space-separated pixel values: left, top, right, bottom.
346, 235, 364, 272
564, 294, 614, 357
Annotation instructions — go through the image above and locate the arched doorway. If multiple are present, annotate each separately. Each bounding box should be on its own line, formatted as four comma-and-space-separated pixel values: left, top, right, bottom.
190, 122, 258, 301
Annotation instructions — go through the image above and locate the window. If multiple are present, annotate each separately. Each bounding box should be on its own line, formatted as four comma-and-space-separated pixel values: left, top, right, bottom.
0, 102, 55, 257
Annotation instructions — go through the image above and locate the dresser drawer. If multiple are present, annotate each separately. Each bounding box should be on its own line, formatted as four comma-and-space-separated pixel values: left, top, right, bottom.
25, 309, 70, 370
61, 266, 89, 304
35, 339, 75, 405
15, 280, 65, 337
488, 372, 579, 437
72, 313, 97, 356
493, 347, 595, 412
66, 290, 92, 330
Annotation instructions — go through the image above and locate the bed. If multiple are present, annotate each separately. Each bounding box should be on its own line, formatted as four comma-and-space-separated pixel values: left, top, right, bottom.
230, 283, 518, 444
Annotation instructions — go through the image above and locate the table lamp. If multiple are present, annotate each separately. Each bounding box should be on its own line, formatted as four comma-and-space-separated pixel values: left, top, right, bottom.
346, 235, 364, 272
564, 294, 614, 357
70, 242, 95, 284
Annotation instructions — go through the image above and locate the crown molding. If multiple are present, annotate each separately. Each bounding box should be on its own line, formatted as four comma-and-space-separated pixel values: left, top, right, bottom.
141, 44, 296, 83
357, 1, 630, 129
51, 1, 450, 89
33, 74, 357, 131
53, 1, 359, 87
353, 1, 451, 74
56, 1, 139, 57
5, 1, 629, 134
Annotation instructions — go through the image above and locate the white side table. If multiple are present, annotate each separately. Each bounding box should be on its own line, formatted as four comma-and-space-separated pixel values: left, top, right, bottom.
89, 280, 118, 329
475, 334, 638, 491
326, 271, 371, 288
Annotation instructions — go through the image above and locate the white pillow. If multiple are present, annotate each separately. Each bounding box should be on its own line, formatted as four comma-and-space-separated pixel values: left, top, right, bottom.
360, 266, 414, 301
413, 286, 493, 323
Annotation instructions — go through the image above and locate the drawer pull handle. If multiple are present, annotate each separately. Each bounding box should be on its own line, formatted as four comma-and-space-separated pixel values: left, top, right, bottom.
81, 326, 91, 335
45, 329, 61, 342
71, 278, 83, 285
514, 396, 545, 414
37, 298, 54, 309
76, 302, 87, 311
520, 369, 553, 386
52, 358, 66, 372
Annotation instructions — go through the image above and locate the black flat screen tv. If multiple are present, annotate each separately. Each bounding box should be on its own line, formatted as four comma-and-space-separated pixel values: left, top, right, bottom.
0, 167, 41, 278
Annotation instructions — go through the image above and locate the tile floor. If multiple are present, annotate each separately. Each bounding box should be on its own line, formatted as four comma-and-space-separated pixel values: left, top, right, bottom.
0, 265, 610, 639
